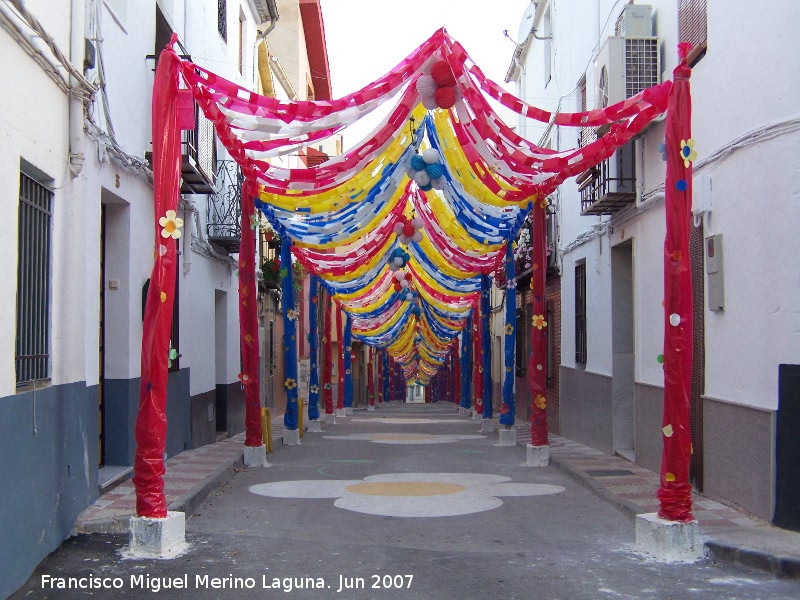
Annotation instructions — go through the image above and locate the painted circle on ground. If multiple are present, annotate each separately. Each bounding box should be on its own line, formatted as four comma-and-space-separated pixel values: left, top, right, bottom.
345, 482, 465, 496
368, 434, 432, 441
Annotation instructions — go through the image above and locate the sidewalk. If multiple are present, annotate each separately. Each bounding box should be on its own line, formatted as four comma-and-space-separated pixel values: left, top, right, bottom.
502, 415, 800, 578
75, 403, 799, 579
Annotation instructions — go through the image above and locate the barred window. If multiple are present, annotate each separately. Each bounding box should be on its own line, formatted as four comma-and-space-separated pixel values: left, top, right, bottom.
679, 0, 707, 66
16, 172, 53, 385
218, 0, 227, 42
575, 262, 587, 366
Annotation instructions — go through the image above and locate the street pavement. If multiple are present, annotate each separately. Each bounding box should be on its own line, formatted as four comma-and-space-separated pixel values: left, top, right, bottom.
10, 402, 800, 599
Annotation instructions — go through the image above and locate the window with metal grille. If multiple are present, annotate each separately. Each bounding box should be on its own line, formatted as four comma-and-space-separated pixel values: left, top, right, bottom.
575, 262, 587, 365
578, 75, 595, 148
679, 0, 707, 66
218, 0, 227, 42
16, 172, 53, 386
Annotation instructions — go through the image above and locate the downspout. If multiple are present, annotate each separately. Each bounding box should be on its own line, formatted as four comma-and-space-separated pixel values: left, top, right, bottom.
68, 0, 86, 177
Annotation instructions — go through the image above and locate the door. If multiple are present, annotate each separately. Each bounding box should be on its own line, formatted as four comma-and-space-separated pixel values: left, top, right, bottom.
612, 240, 635, 460
99, 205, 106, 466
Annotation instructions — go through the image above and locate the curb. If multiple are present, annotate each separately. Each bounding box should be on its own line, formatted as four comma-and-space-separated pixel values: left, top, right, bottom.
705, 540, 800, 579
75, 453, 244, 535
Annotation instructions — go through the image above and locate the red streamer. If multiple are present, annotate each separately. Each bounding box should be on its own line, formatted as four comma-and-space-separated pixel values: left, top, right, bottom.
658, 44, 695, 522
528, 208, 549, 447
322, 292, 334, 415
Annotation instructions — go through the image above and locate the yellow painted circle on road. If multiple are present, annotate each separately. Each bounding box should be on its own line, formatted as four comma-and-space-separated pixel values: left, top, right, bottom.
345, 482, 466, 496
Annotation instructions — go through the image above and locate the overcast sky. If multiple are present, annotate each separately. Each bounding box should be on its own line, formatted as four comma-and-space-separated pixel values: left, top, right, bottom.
320, 0, 531, 149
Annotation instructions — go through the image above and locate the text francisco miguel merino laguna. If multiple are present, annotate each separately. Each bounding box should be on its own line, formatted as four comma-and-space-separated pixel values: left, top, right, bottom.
41, 573, 415, 593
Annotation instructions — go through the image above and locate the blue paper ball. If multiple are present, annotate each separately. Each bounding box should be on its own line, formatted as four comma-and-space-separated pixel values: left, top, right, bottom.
410, 154, 426, 172
425, 163, 444, 180
419, 182, 433, 192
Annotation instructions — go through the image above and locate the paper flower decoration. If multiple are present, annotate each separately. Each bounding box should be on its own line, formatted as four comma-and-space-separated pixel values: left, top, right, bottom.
159, 210, 183, 239
531, 314, 547, 330
310, 384, 320, 394
504, 324, 514, 336
238, 372, 253, 385
285, 378, 297, 389
500, 402, 510, 414
324, 383, 332, 390
286, 308, 298, 321
534, 394, 547, 410
506, 278, 517, 289
249, 212, 259, 230
679, 139, 697, 168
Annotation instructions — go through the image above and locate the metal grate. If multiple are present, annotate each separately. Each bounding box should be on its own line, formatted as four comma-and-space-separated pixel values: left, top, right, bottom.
196, 107, 217, 186
679, 0, 707, 65
625, 38, 659, 98
207, 159, 242, 252
217, 0, 227, 41
16, 173, 53, 385
575, 263, 587, 365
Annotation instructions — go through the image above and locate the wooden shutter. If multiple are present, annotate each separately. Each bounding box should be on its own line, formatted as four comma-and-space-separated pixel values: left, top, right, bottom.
679, 0, 707, 65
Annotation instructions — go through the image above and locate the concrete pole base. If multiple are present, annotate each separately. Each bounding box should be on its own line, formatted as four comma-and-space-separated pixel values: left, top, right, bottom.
322, 413, 336, 425
243, 444, 270, 467
634, 513, 704, 562
306, 419, 322, 433
335, 408, 346, 418
282, 429, 300, 446
345, 407, 353, 415
497, 428, 517, 446
458, 406, 470, 417
473, 411, 483, 421
526, 444, 551, 467
126, 511, 187, 559
367, 405, 375, 411
480, 419, 494, 433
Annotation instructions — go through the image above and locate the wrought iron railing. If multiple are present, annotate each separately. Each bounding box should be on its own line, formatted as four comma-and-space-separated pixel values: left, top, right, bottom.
578, 154, 636, 215
207, 159, 242, 252
181, 105, 217, 191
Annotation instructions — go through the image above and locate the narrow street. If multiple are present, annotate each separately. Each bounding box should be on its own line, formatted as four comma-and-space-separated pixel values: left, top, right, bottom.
12, 403, 800, 599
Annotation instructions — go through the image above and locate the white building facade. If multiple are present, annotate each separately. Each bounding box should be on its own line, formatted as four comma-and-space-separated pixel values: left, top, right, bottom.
0, 0, 279, 595
508, 0, 800, 524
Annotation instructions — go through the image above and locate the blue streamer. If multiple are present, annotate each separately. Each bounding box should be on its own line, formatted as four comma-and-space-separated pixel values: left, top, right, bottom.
481, 274, 493, 419
500, 241, 516, 426
307, 274, 320, 420
282, 237, 299, 430
343, 312, 353, 408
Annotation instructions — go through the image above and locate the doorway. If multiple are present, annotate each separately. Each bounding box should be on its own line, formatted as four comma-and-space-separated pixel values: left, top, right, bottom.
215, 290, 228, 437
612, 239, 635, 461
99, 205, 106, 466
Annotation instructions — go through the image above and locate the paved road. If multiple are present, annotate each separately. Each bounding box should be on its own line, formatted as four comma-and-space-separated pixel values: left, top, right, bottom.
12, 403, 800, 599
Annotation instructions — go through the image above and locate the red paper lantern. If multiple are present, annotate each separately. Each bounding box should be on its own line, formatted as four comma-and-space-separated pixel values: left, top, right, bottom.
431, 60, 457, 87
434, 86, 457, 109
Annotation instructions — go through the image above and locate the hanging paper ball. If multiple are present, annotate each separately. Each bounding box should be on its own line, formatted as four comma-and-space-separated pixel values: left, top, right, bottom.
410, 154, 426, 171
394, 271, 405, 281
405, 273, 412, 281
412, 231, 423, 243
411, 217, 424, 229
413, 171, 431, 186
402, 223, 416, 237
431, 60, 457, 86
434, 86, 457, 109
394, 222, 405, 236
422, 148, 440, 164
431, 177, 446, 190
393, 256, 404, 267
419, 182, 433, 192
421, 94, 439, 110
405, 292, 414, 301
400, 279, 409, 289
425, 162, 444, 180
415, 74, 438, 97
406, 167, 417, 180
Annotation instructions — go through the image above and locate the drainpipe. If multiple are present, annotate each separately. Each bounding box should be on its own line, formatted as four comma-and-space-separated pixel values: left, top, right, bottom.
68, 0, 85, 178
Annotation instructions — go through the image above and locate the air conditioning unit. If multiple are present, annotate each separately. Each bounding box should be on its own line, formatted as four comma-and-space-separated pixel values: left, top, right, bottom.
594, 6, 659, 109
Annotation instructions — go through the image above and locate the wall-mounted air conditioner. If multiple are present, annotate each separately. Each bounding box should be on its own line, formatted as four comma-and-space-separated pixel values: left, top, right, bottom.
594, 5, 659, 109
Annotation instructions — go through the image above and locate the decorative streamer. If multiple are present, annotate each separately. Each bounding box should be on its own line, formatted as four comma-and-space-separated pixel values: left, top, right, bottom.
500, 242, 516, 426
336, 305, 345, 410
367, 348, 375, 407
343, 311, 353, 408
481, 274, 493, 419
133, 38, 182, 518
322, 288, 334, 415
460, 317, 472, 410
452, 337, 461, 406
658, 44, 695, 523
307, 275, 320, 421
472, 298, 484, 416
528, 208, 549, 446
382, 350, 390, 403
281, 237, 299, 431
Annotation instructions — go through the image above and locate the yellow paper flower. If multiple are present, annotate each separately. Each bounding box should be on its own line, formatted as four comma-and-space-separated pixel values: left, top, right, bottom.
662, 424, 674, 438
679, 138, 697, 168
504, 324, 514, 335
665, 472, 676, 482
534, 394, 547, 410
285, 378, 297, 389
531, 314, 547, 330
159, 210, 183, 239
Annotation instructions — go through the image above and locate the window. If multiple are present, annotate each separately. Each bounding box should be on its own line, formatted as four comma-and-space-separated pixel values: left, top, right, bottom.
515, 306, 527, 377
218, 0, 227, 42
575, 262, 587, 366
142, 276, 180, 372
679, 0, 707, 66
16, 171, 53, 386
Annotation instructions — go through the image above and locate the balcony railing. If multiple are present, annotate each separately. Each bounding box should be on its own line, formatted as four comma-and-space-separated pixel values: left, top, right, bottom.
207, 159, 242, 253
578, 145, 636, 216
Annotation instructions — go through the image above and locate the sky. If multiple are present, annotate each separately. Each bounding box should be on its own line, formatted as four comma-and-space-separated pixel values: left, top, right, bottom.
320, 0, 532, 149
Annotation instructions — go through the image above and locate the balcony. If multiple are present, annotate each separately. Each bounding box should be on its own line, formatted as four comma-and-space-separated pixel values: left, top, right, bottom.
578, 143, 636, 216
207, 160, 242, 253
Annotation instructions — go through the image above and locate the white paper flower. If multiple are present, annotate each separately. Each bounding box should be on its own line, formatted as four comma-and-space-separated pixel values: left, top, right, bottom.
250, 473, 564, 518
